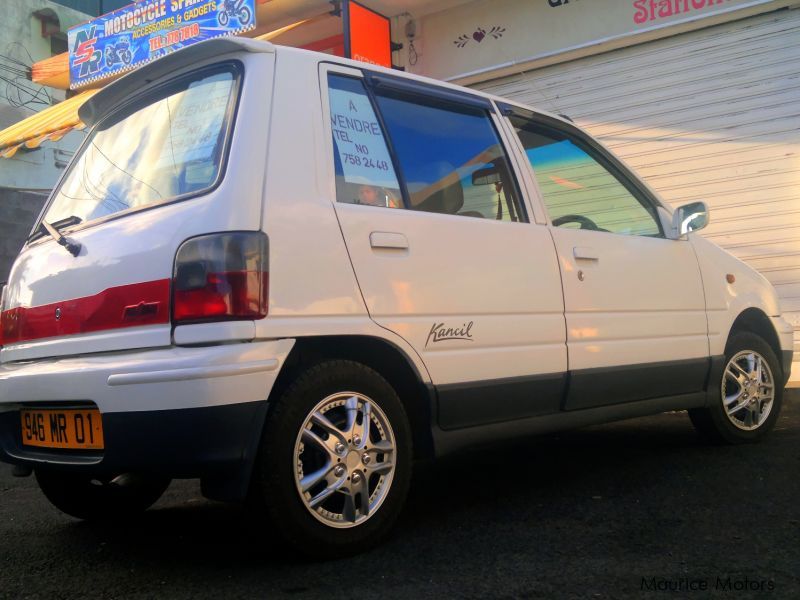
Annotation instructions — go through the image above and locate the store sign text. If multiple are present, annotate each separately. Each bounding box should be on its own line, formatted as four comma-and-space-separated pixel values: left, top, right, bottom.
633, 0, 736, 24
67, 0, 256, 88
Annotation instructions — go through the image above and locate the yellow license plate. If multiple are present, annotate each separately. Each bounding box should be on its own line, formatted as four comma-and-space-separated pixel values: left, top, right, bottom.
20, 409, 104, 450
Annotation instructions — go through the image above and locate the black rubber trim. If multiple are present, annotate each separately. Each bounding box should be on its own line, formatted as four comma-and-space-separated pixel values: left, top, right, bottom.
782, 350, 793, 385
705, 354, 726, 407
365, 72, 493, 111
565, 357, 710, 411
437, 373, 565, 430
432, 391, 706, 457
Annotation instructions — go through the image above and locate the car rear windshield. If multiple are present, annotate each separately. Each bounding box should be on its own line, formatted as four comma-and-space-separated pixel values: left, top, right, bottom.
42, 65, 239, 227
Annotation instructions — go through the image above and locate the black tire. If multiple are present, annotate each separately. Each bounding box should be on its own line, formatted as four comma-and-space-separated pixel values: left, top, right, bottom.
689, 331, 783, 444
35, 470, 171, 520
218, 10, 229, 27
253, 360, 412, 558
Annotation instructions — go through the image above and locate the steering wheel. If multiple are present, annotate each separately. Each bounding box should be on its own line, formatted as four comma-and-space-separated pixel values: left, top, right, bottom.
552, 214, 602, 231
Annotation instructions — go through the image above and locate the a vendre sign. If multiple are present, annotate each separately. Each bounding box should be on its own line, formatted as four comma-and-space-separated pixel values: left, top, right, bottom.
68, 0, 256, 89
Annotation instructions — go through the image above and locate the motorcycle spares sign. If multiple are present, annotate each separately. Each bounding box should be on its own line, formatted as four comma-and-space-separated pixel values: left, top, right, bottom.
68, 0, 256, 89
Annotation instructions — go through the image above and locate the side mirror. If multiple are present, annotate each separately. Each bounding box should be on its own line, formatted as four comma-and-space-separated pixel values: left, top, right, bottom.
672, 201, 709, 238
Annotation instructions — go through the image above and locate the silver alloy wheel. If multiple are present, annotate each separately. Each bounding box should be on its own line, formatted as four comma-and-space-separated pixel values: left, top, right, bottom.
293, 392, 396, 529
721, 350, 775, 431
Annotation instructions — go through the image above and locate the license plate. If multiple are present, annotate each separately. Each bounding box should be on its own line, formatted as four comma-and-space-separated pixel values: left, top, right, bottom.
20, 409, 104, 450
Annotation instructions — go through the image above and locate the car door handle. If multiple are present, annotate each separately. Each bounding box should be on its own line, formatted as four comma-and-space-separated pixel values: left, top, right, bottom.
573, 246, 599, 261
370, 232, 409, 250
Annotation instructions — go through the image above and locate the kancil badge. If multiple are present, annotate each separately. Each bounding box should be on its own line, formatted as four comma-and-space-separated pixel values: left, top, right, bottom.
67, 0, 257, 89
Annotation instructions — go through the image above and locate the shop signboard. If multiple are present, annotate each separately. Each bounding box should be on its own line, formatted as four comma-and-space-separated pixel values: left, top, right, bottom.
344, 1, 392, 68
411, 0, 787, 81
68, 0, 257, 89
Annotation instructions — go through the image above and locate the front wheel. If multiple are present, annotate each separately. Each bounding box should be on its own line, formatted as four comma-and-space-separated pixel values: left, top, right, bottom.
238, 6, 252, 25
689, 332, 783, 444
253, 360, 412, 558
218, 10, 229, 27
35, 470, 171, 520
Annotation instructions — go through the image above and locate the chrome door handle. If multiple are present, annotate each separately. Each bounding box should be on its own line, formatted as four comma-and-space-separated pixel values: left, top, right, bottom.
573, 246, 599, 261
370, 232, 409, 250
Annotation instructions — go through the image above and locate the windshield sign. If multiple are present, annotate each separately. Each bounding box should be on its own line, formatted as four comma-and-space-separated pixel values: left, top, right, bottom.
68, 0, 256, 89
43, 68, 237, 227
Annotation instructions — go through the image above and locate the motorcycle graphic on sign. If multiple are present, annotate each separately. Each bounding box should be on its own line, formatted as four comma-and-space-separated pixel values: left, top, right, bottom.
104, 37, 133, 68
218, 0, 253, 27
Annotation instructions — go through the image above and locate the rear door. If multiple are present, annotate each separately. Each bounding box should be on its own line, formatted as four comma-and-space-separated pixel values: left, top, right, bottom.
322, 65, 567, 429
505, 111, 709, 410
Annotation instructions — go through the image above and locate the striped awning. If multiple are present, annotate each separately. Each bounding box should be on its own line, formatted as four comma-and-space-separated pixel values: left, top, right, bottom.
0, 89, 99, 159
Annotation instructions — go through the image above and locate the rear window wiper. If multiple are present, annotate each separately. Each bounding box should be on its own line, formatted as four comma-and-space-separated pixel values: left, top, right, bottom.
28, 215, 82, 242
30, 216, 83, 257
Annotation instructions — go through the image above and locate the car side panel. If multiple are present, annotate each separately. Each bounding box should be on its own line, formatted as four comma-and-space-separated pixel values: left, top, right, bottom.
691, 234, 786, 356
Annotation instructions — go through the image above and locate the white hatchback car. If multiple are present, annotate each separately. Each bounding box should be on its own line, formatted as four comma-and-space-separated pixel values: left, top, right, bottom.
0, 38, 793, 557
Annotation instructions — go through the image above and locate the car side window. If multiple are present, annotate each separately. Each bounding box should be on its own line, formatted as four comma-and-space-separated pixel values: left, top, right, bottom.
328, 75, 403, 208
373, 92, 525, 222
510, 117, 662, 236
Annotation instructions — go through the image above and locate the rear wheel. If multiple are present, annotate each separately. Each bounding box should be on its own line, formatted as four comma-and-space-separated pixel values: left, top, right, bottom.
689, 332, 783, 444
35, 470, 171, 520
254, 360, 412, 558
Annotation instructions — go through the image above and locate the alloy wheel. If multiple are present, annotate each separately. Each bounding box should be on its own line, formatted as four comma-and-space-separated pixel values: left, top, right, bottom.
721, 350, 775, 431
293, 392, 396, 528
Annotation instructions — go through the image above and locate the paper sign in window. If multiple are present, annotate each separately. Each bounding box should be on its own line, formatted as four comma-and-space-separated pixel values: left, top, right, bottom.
329, 86, 399, 189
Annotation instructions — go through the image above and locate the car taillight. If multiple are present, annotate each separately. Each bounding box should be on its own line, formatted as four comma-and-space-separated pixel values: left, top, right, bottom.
0, 284, 7, 348
172, 232, 268, 324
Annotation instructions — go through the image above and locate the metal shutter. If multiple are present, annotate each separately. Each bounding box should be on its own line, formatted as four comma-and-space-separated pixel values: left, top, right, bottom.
476, 9, 800, 383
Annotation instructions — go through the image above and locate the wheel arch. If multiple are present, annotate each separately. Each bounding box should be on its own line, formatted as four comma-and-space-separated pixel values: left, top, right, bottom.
728, 307, 782, 368
268, 335, 436, 459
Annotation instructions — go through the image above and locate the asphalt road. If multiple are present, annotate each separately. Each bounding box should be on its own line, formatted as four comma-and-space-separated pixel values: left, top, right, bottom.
1, 392, 798, 600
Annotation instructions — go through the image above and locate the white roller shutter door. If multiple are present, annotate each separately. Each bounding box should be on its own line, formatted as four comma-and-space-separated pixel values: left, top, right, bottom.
476, 9, 800, 384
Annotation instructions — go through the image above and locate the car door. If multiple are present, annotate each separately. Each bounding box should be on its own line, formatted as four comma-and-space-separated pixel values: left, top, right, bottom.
503, 109, 709, 410
321, 65, 567, 429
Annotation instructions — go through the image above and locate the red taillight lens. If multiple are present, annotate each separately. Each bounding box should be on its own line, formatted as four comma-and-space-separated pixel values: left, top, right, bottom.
0, 284, 7, 347
172, 232, 268, 324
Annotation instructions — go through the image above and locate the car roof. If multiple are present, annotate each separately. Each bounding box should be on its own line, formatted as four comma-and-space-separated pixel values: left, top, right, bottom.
81, 36, 568, 128
273, 43, 567, 124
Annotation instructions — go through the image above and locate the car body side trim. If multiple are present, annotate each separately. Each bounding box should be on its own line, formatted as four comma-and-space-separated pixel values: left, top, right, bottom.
565, 357, 712, 411
107, 359, 279, 386
432, 391, 706, 457
437, 372, 566, 430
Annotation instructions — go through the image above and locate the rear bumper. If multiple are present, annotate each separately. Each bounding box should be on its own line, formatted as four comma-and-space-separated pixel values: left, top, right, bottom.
0, 339, 294, 498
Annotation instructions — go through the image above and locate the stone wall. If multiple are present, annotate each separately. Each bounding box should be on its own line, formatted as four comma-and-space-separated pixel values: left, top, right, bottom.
0, 188, 48, 284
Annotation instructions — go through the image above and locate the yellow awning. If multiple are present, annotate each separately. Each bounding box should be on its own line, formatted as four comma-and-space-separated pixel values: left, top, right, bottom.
0, 89, 99, 159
